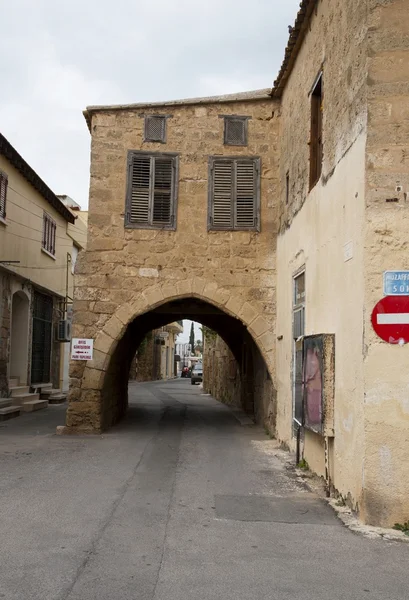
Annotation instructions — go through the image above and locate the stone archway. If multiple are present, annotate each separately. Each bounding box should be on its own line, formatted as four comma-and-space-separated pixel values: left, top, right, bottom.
66, 278, 275, 433
10, 291, 30, 385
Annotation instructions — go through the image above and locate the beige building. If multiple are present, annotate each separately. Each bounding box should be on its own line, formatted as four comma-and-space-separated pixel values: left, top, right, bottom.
0, 133, 87, 414
130, 321, 183, 381
66, 0, 409, 527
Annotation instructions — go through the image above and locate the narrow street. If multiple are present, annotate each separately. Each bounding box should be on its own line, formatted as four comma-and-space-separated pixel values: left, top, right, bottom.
0, 379, 408, 600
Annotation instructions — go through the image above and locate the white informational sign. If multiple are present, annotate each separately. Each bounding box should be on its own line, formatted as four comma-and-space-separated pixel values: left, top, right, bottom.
71, 338, 94, 361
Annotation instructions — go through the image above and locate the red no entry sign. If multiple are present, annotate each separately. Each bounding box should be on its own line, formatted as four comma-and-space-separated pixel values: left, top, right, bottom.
371, 296, 409, 344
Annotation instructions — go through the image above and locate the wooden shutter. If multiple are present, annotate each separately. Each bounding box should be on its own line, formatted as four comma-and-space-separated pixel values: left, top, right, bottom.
145, 116, 166, 142
152, 157, 173, 225
42, 213, 56, 255
212, 160, 233, 228
224, 117, 247, 146
130, 155, 151, 224
210, 157, 259, 230
309, 74, 323, 189
127, 153, 176, 228
235, 160, 256, 228
0, 171, 7, 219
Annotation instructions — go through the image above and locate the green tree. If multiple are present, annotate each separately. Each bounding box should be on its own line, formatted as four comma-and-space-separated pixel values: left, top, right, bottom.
189, 322, 195, 353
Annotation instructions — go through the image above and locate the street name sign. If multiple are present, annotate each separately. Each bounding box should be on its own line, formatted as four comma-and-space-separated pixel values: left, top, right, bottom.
71, 338, 94, 360
383, 271, 409, 296
371, 296, 409, 345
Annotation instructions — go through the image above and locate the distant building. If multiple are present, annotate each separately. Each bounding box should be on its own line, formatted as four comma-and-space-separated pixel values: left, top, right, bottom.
130, 321, 183, 381
0, 133, 87, 409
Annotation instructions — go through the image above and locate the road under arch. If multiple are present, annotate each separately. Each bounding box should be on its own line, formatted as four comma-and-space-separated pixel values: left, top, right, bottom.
66, 297, 276, 433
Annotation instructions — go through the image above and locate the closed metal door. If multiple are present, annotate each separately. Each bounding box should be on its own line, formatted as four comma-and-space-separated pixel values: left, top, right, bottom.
31, 292, 53, 384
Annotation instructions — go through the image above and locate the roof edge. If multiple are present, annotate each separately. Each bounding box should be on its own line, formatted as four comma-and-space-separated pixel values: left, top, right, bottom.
83, 88, 274, 131
272, 0, 319, 97
0, 133, 75, 224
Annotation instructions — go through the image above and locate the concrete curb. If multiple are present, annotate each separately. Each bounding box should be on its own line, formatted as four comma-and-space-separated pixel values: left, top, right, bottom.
293, 466, 409, 543
229, 408, 255, 427
327, 499, 409, 543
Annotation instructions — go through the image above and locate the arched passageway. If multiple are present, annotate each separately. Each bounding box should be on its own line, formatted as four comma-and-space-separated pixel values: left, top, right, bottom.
67, 295, 276, 433
10, 291, 30, 385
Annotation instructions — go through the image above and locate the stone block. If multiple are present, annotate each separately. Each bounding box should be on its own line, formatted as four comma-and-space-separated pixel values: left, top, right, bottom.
87, 349, 109, 372
239, 302, 259, 326
143, 285, 165, 309
258, 330, 275, 353
176, 279, 193, 297
203, 280, 219, 302
115, 303, 135, 325
82, 368, 105, 391
212, 287, 231, 308
161, 283, 180, 301
87, 238, 124, 251
94, 331, 115, 355
93, 302, 118, 315
103, 315, 125, 341
249, 315, 271, 338
69, 362, 86, 379
226, 295, 246, 318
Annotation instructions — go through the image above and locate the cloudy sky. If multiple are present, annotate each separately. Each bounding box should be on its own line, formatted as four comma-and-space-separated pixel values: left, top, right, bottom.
178, 320, 202, 345
1, 0, 300, 209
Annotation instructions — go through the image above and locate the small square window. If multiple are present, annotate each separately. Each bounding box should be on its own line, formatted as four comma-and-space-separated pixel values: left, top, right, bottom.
144, 116, 167, 143
224, 116, 248, 146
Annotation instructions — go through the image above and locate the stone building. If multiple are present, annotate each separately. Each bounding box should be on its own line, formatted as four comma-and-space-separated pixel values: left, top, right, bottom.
0, 133, 87, 416
129, 321, 183, 381
67, 0, 409, 527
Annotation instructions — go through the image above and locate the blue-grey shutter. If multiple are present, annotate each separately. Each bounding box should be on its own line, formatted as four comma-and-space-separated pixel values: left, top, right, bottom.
130, 155, 151, 224
234, 160, 257, 228
0, 171, 7, 219
152, 157, 173, 225
212, 160, 233, 228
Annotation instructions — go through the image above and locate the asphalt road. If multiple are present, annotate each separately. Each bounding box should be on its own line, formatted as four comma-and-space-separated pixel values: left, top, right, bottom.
0, 379, 408, 600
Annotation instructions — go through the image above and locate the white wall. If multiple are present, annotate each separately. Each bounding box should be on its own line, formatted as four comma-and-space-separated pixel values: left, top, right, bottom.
276, 132, 366, 507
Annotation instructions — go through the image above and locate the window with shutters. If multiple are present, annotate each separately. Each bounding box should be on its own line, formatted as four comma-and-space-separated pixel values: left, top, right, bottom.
144, 116, 167, 143
223, 116, 249, 146
0, 170, 8, 220
42, 212, 57, 256
293, 270, 305, 435
309, 73, 323, 190
125, 151, 178, 229
208, 156, 260, 231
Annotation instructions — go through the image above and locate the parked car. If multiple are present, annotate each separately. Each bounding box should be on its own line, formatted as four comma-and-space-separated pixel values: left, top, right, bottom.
191, 363, 203, 385
181, 366, 189, 378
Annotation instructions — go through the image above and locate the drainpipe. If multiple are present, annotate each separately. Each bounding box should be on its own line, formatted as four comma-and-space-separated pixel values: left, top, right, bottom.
324, 435, 331, 497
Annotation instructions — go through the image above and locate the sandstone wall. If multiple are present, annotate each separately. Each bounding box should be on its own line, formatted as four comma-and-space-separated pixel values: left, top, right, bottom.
68, 96, 280, 431
361, 0, 409, 526
275, 0, 368, 513
203, 329, 275, 426
278, 0, 368, 231
203, 333, 241, 409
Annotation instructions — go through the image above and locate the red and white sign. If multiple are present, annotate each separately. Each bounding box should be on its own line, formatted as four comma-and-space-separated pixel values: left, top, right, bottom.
371, 296, 409, 344
71, 338, 94, 361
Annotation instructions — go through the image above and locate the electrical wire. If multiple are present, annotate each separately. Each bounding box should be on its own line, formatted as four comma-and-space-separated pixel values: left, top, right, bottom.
6, 185, 88, 233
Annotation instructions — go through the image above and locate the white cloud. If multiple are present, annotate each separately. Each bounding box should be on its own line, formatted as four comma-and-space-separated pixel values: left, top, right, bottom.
0, 0, 300, 208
